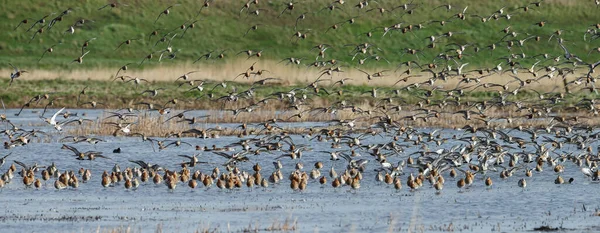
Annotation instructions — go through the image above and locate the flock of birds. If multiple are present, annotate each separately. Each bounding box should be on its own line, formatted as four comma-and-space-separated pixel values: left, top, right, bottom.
2, 0, 600, 195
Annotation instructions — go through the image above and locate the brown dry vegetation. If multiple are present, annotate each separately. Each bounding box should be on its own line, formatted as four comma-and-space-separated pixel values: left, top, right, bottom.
0, 58, 572, 90
66, 103, 595, 138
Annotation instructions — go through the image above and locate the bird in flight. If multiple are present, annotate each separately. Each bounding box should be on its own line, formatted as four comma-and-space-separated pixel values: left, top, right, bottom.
8, 63, 27, 86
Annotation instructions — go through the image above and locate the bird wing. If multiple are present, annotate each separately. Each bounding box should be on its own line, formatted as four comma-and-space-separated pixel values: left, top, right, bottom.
212, 151, 232, 159
581, 167, 593, 177
50, 107, 66, 125
13, 160, 28, 170
130, 160, 149, 169
356, 159, 369, 167
9, 63, 17, 74
1, 152, 11, 160
181, 141, 192, 146
178, 154, 193, 159
61, 144, 80, 156
339, 152, 352, 163
93, 154, 111, 159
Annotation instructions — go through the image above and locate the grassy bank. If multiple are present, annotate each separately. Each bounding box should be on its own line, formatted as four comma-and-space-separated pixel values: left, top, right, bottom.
2, 0, 600, 131
0, 77, 597, 110
1, 0, 599, 71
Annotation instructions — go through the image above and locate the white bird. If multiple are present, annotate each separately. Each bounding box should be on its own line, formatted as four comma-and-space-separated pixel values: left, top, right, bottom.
65, 25, 75, 34
45, 107, 66, 130
581, 167, 593, 178
118, 123, 132, 134
456, 62, 469, 75
106, 122, 133, 136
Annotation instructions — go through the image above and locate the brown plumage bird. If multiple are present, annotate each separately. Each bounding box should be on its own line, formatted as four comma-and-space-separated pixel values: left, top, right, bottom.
9, 63, 27, 86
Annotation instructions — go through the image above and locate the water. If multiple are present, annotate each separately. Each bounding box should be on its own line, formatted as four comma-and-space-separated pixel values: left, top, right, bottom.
1, 109, 599, 232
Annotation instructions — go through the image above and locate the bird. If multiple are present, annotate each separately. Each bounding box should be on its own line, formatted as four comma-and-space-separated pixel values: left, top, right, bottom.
54, 180, 67, 190
154, 5, 180, 24
0, 153, 11, 168
14, 18, 34, 31
244, 24, 262, 37
43, 107, 66, 130
105, 122, 133, 136
555, 175, 564, 184
485, 177, 493, 189
98, 2, 128, 10
8, 63, 27, 86
518, 179, 527, 190
457, 178, 465, 191
141, 88, 165, 97
61, 144, 109, 160
175, 71, 200, 82
123, 77, 149, 89
178, 154, 205, 167
115, 38, 141, 50
1, 0, 600, 211
72, 51, 91, 64
38, 43, 62, 62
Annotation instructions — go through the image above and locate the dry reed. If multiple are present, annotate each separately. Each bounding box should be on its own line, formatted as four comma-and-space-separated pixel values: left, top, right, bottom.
0, 58, 575, 90
64, 102, 597, 138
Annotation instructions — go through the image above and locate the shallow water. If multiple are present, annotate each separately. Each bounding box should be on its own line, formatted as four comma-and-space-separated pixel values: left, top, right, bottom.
1, 109, 600, 233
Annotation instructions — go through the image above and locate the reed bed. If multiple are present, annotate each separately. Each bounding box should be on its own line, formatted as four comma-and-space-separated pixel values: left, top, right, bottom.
0, 59, 576, 90
65, 103, 596, 138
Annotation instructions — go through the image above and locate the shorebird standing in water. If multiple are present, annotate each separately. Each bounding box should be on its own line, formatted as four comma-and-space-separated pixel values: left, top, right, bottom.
518, 179, 527, 191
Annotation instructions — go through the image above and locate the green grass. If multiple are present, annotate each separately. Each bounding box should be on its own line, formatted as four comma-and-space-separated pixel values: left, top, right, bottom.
1, 78, 598, 111
2, 0, 600, 114
1, 0, 600, 71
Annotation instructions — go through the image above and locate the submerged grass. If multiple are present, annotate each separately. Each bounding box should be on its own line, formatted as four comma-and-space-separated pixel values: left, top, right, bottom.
91, 217, 297, 233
